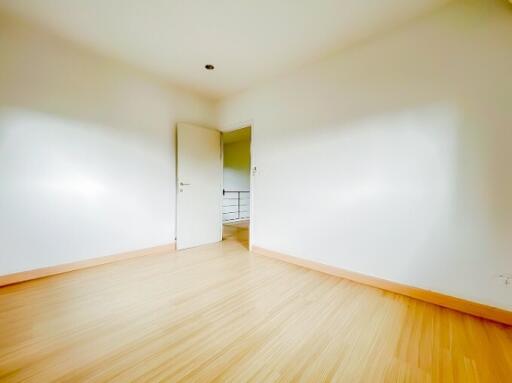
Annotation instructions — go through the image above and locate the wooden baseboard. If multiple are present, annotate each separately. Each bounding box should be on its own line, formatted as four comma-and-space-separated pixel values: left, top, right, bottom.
252, 246, 512, 326
0, 243, 176, 287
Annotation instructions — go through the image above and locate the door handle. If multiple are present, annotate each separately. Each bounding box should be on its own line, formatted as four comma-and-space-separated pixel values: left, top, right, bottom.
180, 182, 191, 186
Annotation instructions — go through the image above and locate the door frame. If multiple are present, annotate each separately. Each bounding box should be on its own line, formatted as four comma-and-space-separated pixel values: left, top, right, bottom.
222, 120, 254, 251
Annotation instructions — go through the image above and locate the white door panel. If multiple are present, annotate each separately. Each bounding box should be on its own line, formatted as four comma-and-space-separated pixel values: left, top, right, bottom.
176, 123, 222, 249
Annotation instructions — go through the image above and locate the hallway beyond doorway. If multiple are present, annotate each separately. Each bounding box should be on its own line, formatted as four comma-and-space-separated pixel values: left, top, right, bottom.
223, 221, 249, 249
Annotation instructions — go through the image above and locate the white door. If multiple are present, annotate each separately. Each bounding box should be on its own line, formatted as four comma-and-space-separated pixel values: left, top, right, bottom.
176, 123, 222, 249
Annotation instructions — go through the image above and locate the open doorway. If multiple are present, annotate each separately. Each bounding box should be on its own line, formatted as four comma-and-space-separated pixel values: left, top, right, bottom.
222, 126, 251, 248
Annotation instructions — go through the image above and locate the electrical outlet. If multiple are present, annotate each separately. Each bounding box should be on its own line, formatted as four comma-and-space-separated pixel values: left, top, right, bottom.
497, 274, 512, 287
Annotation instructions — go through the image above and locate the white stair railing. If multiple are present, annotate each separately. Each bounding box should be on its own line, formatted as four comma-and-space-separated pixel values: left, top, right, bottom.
222, 190, 250, 222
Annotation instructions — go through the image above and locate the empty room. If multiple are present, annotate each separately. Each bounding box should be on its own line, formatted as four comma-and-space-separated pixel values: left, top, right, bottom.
0, 0, 511, 381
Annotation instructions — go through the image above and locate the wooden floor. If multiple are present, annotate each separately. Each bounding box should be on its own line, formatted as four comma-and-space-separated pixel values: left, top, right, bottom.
222, 220, 249, 244
1, 225, 511, 382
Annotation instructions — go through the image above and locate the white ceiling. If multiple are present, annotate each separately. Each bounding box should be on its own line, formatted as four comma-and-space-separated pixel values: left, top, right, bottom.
0, 0, 450, 100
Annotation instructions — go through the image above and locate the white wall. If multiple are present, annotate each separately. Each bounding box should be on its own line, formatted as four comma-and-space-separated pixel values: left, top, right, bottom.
0, 13, 215, 275
218, 0, 512, 310
223, 139, 251, 191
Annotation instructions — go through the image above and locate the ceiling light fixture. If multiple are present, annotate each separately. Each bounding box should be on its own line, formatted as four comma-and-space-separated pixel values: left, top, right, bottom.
205, 64, 215, 70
